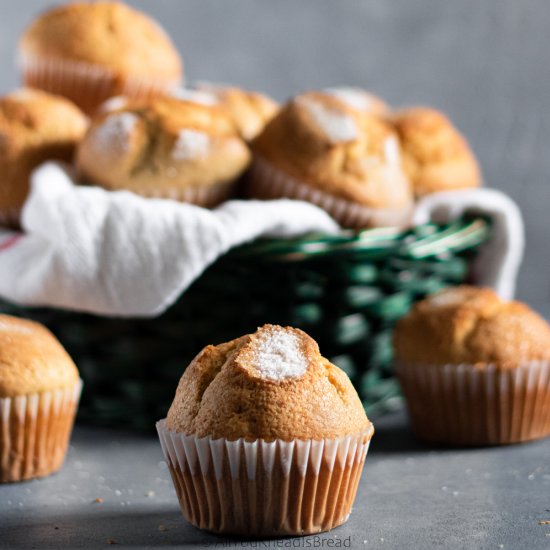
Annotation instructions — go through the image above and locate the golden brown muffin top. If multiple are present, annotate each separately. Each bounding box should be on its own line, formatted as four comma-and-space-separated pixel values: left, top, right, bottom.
392, 107, 481, 197
0, 315, 79, 397
0, 88, 88, 147
0, 89, 88, 213
252, 91, 412, 209
166, 325, 371, 441
76, 95, 251, 193
20, 1, 182, 82
394, 286, 550, 369
192, 83, 279, 141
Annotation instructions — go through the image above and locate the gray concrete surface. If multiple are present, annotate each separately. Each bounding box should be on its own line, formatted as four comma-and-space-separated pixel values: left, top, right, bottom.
1, 411, 550, 549
0, 0, 549, 317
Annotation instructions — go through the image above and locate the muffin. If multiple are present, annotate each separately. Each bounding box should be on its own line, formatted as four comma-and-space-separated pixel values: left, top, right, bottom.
322, 87, 389, 116
249, 91, 413, 228
392, 107, 481, 197
191, 83, 278, 141
19, 1, 183, 114
76, 96, 251, 206
157, 324, 374, 536
0, 315, 82, 482
394, 286, 550, 445
0, 88, 88, 227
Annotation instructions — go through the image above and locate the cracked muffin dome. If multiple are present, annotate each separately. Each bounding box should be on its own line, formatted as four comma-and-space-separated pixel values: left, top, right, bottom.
19, 1, 183, 113
189, 83, 278, 141
0, 314, 79, 398
250, 91, 413, 228
165, 324, 371, 440
0, 88, 88, 227
392, 107, 481, 197
394, 286, 550, 368
76, 95, 251, 206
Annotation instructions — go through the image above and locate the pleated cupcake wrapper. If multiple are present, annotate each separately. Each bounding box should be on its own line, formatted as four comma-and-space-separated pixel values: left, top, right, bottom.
397, 361, 550, 445
157, 419, 374, 536
248, 157, 413, 229
0, 380, 83, 482
128, 179, 237, 208
19, 53, 181, 114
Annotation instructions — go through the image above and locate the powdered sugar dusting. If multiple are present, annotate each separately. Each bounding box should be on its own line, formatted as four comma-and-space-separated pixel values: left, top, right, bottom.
429, 289, 466, 308
251, 327, 308, 381
93, 112, 138, 153
299, 97, 358, 143
171, 88, 219, 106
99, 96, 129, 112
172, 129, 211, 161
384, 136, 401, 165
324, 87, 378, 112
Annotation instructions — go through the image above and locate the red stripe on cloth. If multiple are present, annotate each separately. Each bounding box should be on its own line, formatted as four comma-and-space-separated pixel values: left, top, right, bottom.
0, 234, 23, 252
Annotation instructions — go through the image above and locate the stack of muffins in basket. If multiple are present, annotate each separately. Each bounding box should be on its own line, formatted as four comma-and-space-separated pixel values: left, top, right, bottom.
1, 1, 484, 228
0, 0, 549, 540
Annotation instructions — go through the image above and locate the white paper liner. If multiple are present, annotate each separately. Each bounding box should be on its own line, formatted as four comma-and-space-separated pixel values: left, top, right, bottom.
397, 361, 550, 445
19, 52, 182, 114
247, 157, 413, 229
0, 379, 83, 482
157, 419, 374, 536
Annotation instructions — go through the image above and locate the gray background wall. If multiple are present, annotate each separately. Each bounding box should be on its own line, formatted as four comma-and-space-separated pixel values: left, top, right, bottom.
1, 1, 549, 316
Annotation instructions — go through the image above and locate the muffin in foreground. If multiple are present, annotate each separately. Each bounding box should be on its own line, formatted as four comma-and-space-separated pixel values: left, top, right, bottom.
249, 91, 413, 228
19, 1, 183, 114
76, 96, 251, 206
0, 315, 82, 482
157, 324, 374, 536
0, 88, 88, 227
392, 107, 481, 197
394, 286, 550, 446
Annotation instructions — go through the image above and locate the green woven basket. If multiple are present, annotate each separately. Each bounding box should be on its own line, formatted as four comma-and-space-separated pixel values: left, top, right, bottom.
0, 217, 490, 430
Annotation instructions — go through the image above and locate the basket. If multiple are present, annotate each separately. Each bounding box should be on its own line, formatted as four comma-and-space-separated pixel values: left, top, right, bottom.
0, 216, 490, 430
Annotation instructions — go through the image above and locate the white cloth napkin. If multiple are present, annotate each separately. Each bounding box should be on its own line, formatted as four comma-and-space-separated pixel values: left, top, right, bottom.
0, 163, 338, 316
413, 188, 524, 300
0, 163, 523, 317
